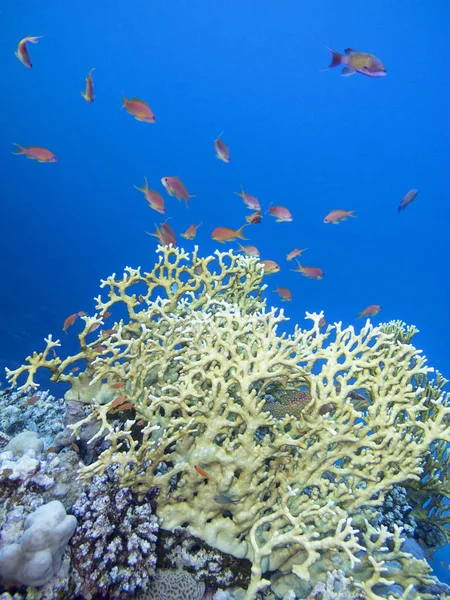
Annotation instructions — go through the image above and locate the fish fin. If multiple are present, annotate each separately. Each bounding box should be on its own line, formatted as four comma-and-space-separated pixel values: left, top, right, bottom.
80, 91, 88, 101
341, 66, 356, 77
120, 92, 127, 108
12, 143, 25, 154
236, 225, 248, 240
321, 47, 344, 71
344, 48, 356, 55
348, 210, 357, 217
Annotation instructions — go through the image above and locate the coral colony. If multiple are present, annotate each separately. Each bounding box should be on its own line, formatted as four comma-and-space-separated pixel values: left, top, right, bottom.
1, 245, 450, 599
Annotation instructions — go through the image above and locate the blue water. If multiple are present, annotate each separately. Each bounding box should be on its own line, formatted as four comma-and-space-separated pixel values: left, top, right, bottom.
2, 0, 450, 579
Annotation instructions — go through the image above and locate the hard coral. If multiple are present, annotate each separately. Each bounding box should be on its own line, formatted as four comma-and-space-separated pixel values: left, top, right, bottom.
6, 246, 450, 600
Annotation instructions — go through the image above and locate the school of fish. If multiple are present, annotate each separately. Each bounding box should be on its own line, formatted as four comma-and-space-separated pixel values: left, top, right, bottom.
12, 36, 415, 321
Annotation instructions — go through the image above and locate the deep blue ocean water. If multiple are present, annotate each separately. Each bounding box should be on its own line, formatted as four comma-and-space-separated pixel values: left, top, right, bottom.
2, 0, 450, 584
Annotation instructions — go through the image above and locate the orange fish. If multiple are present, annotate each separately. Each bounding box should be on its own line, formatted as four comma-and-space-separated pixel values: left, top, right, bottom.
319, 317, 326, 328
268, 205, 293, 222
147, 219, 177, 246
87, 322, 101, 334
12, 144, 57, 163
15, 36, 43, 69
274, 287, 292, 301
102, 312, 112, 319
292, 261, 324, 279
134, 177, 165, 214
27, 395, 40, 405
358, 305, 381, 319
81, 68, 95, 103
93, 346, 107, 353
122, 94, 156, 123
235, 187, 261, 211
324, 48, 386, 78
194, 465, 210, 478
323, 209, 356, 224
245, 211, 262, 224
214, 133, 230, 163
286, 248, 308, 261
181, 223, 201, 240
111, 382, 126, 389
398, 189, 418, 212
110, 395, 128, 408
259, 260, 280, 275
236, 244, 260, 257
63, 313, 79, 332
212, 225, 247, 243
161, 177, 195, 206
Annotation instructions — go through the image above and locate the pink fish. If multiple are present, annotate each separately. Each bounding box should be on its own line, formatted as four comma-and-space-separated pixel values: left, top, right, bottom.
324, 48, 386, 78
134, 177, 165, 214
323, 209, 356, 224
398, 189, 418, 212
214, 133, 230, 163
15, 36, 43, 69
259, 260, 280, 275
274, 287, 292, 302
81, 68, 95, 104
212, 225, 247, 243
292, 261, 324, 280
161, 177, 195, 207
235, 187, 261, 211
358, 305, 381, 319
246, 211, 262, 224
268, 205, 293, 222
12, 144, 57, 163
122, 94, 156, 123
181, 223, 201, 240
236, 244, 260, 257
286, 248, 307, 261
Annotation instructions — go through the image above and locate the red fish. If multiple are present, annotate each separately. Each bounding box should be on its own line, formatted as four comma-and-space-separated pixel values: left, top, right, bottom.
286, 248, 307, 261
63, 313, 79, 332
214, 133, 230, 163
181, 223, 201, 240
81, 68, 95, 103
122, 94, 156, 123
259, 260, 280, 275
274, 287, 292, 301
161, 177, 195, 206
292, 261, 324, 280
134, 177, 165, 214
147, 220, 177, 246
212, 225, 247, 243
398, 189, 418, 212
12, 144, 57, 163
268, 205, 293, 222
194, 465, 210, 478
15, 36, 43, 69
358, 305, 381, 319
236, 244, 260, 257
324, 47, 386, 78
323, 209, 356, 224
235, 187, 261, 211
246, 211, 262, 224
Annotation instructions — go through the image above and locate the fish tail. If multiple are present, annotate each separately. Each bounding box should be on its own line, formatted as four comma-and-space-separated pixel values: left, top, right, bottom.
120, 91, 127, 108
185, 194, 196, 207
80, 91, 88, 101
236, 225, 248, 240
12, 143, 25, 154
27, 36, 43, 44
348, 210, 357, 217
322, 47, 344, 70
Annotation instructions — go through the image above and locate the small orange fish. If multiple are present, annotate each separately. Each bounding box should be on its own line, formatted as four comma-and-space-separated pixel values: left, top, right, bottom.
63, 313, 79, 332
147, 219, 177, 247
324, 48, 386, 78
318, 317, 326, 328
102, 311, 111, 319
161, 177, 195, 207
214, 133, 230, 163
13, 144, 57, 163
268, 205, 293, 222
110, 395, 128, 408
323, 209, 356, 224
194, 265, 204, 275
104, 329, 118, 336
292, 261, 324, 279
111, 382, 126, 389
46, 446, 57, 454
212, 225, 247, 243
93, 345, 107, 353
71, 442, 81, 453
245, 211, 262, 225
181, 223, 201, 240
194, 465, 210, 478
286, 248, 308, 261
235, 187, 260, 211
52, 349, 58, 358
81, 68, 95, 103
71, 367, 80, 373
358, 305, 381, 319
236, 244, 260, 257
15, 36, 43, 69
111, 402, 134, 412
398, 189, 418, 212
122, 94, 156, 123
78, 311, 87, 316
27, 395, 40, 405
274, 287, 292, 301
259, 260, 280, 275
134, 177, 165, 214
87, 322, 101, 334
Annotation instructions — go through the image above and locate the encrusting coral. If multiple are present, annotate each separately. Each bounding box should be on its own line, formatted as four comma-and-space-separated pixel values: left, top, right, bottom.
5, 245, 450, 599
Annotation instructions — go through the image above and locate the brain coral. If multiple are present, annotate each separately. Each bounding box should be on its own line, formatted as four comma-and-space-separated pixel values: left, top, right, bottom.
6, 246, 450, 600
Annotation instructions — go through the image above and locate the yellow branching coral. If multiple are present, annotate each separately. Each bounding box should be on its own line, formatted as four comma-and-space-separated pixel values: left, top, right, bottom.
6, 246, 450, 599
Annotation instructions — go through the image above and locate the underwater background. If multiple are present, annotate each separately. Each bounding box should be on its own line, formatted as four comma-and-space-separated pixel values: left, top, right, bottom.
1, 0, 450, 588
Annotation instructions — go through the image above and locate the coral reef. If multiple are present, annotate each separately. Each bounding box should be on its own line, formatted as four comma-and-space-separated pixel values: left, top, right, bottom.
5, 246, 450, 599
